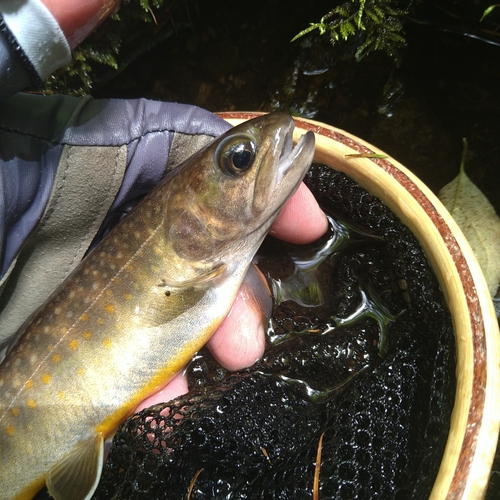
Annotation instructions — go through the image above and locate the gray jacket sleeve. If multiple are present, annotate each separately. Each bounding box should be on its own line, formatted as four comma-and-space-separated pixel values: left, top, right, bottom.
0, 92, 231, 350
0, 0, 71, 101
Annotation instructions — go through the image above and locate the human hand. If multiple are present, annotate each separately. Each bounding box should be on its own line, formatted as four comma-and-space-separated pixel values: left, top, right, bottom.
136, 181, 328, 410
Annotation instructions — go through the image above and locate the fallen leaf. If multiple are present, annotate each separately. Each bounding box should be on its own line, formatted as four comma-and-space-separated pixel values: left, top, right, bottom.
439, 138, 500, 297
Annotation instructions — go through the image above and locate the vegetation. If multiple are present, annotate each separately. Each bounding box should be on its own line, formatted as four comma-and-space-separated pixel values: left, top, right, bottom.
291, 0, 410, 61
43, 0, 169, 95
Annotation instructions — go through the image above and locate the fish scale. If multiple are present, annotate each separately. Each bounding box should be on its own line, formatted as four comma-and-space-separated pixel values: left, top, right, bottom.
0, 113, 315, 500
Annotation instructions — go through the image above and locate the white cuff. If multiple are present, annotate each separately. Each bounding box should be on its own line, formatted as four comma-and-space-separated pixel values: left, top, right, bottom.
0, 0, 71, 80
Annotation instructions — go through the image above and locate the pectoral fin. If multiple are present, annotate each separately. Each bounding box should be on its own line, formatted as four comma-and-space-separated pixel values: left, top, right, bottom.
163, 263, 227, 288
46, 434, 104, 500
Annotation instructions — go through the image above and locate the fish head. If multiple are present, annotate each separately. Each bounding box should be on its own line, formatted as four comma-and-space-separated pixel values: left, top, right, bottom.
163, 112, 315, 283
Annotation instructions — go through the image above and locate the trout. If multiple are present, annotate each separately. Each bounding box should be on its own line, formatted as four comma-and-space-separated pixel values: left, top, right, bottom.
0, 113, 315, 500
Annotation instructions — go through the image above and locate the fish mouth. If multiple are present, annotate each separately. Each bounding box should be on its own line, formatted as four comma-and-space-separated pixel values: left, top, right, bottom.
275, 119, 315, 189
250, 114, 315, 233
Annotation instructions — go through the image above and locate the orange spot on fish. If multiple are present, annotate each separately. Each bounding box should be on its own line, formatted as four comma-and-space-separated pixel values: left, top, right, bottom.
154, 246, 162, 255
52, 354, 61, 363
26, 399, 37, 409
103, 338, 113, 349
97, 318, 105, 325
105, 304, 115, 314
5, 425, 15, 436
25, 380, 33, 390
124, 293, 132, 301
57, 391, 65, 399
10, 408, 20, 417
80, 313, 88, 322
112, 277, 121, 283
69, 339, 79, 350
41, 373, 51, 385
83, 330, 92, 340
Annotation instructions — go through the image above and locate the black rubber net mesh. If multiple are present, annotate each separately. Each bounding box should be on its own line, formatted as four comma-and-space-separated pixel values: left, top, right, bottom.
85, 164, 456, 499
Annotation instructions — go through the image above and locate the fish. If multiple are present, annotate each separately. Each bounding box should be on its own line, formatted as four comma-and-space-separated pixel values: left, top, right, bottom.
0, 112, 315, 500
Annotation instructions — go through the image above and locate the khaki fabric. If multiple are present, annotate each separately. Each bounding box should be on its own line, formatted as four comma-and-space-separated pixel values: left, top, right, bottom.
0, 144, 127, 354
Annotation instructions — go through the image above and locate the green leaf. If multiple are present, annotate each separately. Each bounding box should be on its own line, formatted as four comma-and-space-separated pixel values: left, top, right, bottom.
438, 139, 500, 296
481, 4, 500, 21
290, 23, 323, 42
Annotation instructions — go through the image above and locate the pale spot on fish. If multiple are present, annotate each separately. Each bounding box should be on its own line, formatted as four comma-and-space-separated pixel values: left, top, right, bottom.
77, 368, 85, 377
41, 373, 51, 385
68, 290, 76, 299
10, 408, 20, 417
26, 399, 36, 409
97, 318, 105, 325
154, 247, 162, 255
57, 391, 65, 399
69, 340, 79, 350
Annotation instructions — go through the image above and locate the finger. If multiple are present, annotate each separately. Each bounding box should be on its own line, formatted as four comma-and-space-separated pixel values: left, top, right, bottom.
269, 182, 328, 244
207, 265, 271, 371
41, 0, 121, 49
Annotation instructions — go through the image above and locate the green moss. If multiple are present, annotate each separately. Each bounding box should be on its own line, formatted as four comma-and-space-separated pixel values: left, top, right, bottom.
292, 0, 410, 61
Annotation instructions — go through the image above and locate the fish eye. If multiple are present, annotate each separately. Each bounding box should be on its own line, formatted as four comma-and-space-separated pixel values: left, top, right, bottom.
216, 136, 256, 176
